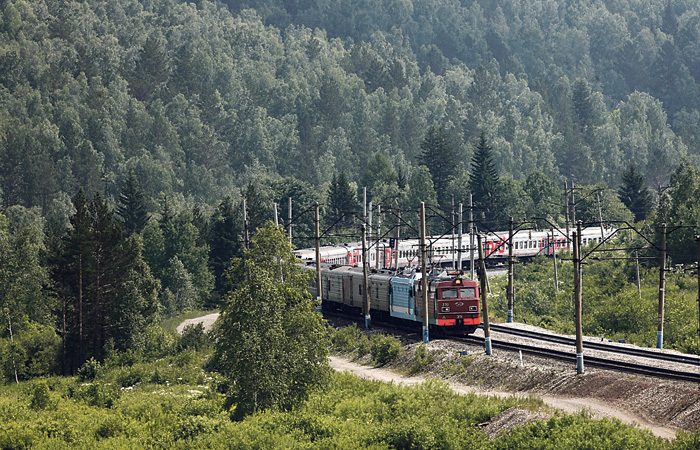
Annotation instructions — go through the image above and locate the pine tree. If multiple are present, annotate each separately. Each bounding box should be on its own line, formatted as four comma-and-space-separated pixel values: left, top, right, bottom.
117, 171, 149, 237
420, 126, 457, 207
618, 164, 653, 222
469, 132, 499, 226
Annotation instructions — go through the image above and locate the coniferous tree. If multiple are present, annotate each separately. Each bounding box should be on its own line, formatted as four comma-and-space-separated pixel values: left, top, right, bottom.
618, 164, 653, 222
420, 126, 457, 208
327, 171, 358, 228
209, 197, 243, 297
469, 132, 499, 227
117, 171, 149, 237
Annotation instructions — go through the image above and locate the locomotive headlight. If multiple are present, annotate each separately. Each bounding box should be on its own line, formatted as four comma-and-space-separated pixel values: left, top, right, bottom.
441, 304, 450, 312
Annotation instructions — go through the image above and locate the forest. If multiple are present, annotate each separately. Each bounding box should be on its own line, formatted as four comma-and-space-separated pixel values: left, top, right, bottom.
5, 0, 700, 444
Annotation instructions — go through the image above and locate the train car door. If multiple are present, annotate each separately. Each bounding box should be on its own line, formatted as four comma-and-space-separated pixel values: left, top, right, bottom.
343, 276, 352, 307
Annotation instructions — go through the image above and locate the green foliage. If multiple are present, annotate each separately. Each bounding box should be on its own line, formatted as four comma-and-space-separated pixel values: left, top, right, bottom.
370, 333, 403, 366
213, 223, 331, 419
179, 323, 211, 352
410, 344, 432, 374
29, 381, 53, 411
330, 324, 365, 353
77, 358, 101, 382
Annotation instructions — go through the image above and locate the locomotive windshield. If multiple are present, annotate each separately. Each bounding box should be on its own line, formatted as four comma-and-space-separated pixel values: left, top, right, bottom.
441, 287, 477, 299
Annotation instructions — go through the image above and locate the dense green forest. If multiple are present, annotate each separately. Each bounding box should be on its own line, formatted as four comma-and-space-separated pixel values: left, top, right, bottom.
1, 0, 699, 218
4, 0, 700, 423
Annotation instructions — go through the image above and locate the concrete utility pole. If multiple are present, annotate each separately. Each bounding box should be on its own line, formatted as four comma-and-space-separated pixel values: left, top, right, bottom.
564, 181, 570, 245
451, 195, 456, 270
477, 234, 492, 355
596, 192, 605, 244
420, 202, 429, 343
697, 235, 700, 345
507, 217, 514, 323
376, 205, 381, 268
273, 202, 279, 227
288, 197, 293, 243
243, 199, 249, 249
657, 223, 667, 349
574, 222, 584, 374
315, 202, 322, 312
394, 209, 401, 271
458, 203, 463, 271
361, 224, 371, 329
635, 250, 641, 298
470, 194, 475, 279
552, 229, 559, 292
571, 181, 577, 226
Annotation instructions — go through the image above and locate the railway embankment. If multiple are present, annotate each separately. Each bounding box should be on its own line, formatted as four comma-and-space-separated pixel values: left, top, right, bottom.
181, 312, 700, 439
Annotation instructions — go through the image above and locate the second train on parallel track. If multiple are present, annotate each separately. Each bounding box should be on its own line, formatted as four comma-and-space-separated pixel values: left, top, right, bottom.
295, 227, 616, 269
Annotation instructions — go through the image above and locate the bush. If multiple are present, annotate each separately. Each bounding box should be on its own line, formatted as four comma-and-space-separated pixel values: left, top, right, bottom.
370, 334, 403, 366
410, 344, 432, 374
180, 323, 210, 351
29, 381, 52, 411
331, 324, 363, 353
73, 382, 121, 408
77, 358, 101, 382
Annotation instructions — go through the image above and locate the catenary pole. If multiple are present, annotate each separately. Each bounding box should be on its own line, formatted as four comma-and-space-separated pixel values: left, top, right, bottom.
657, 223, 667, 349
470, 194, 475, 279
288, 197, 292, 243
552, 229, 559, 292
477, 234, 492, 355
574, 222, 584, 374
273, 202, 279, 227
394, 209, 401, 271
507, 217, 514, 323
564, 181, 570, 245
458, 203, 463, 271
420, 202, 429, 343
315, 202, 322, 312
361, 224, 371, 329
376, 204, 381, 268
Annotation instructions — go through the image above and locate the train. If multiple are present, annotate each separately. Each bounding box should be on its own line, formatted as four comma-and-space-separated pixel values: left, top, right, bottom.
306, 263, 481, 335
295, 226, 616, 270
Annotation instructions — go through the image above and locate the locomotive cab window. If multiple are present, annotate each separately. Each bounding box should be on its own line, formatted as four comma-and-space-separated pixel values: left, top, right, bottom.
460, 287, 477, 298
442, 289, 459, 299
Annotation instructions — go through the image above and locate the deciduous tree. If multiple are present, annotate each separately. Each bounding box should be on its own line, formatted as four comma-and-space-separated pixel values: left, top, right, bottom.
213, 223, 330, 419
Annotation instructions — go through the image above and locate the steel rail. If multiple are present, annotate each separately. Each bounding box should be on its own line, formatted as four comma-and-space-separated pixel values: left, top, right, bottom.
488, 324, 700, 366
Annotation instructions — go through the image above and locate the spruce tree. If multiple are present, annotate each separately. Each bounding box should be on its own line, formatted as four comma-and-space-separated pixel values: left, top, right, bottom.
469, 132, 499, 227
208, 197, 243, 296
327, 171, 358, 227
420, 126, 457, 207
117, 171, 149, 237
618, 164, 653, 222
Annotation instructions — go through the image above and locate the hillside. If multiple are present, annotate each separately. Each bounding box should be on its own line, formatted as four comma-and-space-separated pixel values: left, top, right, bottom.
1, 0, 697, 217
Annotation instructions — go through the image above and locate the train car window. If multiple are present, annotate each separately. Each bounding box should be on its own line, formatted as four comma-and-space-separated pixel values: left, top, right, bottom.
460, 287, 477, 298
442, 289, 459, 299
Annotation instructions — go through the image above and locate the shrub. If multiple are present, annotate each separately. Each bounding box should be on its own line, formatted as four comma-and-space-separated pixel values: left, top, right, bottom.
370, 334, 402, 366
410, 344, 432, 374
29, 381, 52, 411
77, 358, 101, 382
180, 323, 210, 351
73, 382, 121, 408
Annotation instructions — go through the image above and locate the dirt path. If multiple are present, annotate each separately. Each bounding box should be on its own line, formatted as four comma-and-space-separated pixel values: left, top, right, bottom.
329, 356, 678, 440
177, 314, 678, 439
176, 313, 219, 334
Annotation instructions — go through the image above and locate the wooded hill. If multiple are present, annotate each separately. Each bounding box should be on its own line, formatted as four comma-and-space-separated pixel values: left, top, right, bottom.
1, 0, 697, 218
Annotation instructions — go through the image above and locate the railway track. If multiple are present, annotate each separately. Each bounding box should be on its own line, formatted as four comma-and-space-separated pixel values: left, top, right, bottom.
324, 309, 700, 383
488, 324, 700, 367
463, 333, 700, 383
